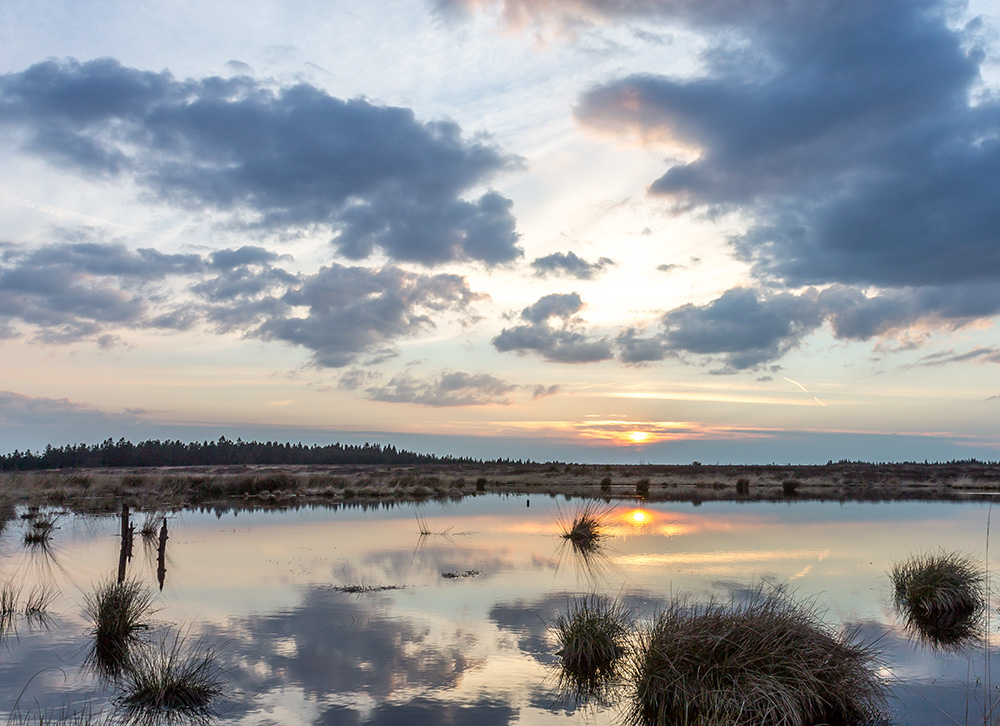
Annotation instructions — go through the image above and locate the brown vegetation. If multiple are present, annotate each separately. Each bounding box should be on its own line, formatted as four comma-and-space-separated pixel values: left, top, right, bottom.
0, 461, 997, 513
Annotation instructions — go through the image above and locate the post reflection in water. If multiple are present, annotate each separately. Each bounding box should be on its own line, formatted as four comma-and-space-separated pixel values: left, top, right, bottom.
0, 497, 998, 725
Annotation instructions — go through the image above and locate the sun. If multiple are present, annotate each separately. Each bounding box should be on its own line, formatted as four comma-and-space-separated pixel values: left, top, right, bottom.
627, 431, 650, 443
629, 509, 650, 524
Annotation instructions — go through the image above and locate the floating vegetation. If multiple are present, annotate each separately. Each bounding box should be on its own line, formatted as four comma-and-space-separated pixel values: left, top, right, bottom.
890, 550, 986, 649
331, 583, 405, 594
441, 570, 481, 579
114, 632, 225, 725
84, 578, 157, 679
551, 594, 631, 705
625, 587, 886, 726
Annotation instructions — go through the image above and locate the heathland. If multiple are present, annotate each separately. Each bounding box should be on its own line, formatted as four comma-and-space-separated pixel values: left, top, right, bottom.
1, 460, 998, 513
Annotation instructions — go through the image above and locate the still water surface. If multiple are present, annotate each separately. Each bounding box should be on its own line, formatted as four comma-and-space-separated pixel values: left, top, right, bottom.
1, 495, 999, 724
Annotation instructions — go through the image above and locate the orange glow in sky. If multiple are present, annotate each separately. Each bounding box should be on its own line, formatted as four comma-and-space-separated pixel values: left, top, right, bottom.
627, 431, 650, 443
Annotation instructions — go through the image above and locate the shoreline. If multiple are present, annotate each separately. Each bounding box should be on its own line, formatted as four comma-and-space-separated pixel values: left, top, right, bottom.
2, 461, 999, 513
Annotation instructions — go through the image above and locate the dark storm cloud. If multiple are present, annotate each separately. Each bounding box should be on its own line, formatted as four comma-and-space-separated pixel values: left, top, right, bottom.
530, 251, 616, 280
563, 0, 1000, 358
258, 265, 484, 368
0, 58, 523, 265
576, 1, 1000, 290
367, 370, 519, 406
492, 292, 613, 363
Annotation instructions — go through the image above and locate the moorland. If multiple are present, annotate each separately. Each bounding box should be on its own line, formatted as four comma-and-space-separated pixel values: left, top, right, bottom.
1, 460, 998, 513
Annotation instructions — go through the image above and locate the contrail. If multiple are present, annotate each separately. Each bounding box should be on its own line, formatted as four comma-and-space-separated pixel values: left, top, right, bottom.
783, 377, 809, 394
783, 377, 827, 407
0, 186, 144, 232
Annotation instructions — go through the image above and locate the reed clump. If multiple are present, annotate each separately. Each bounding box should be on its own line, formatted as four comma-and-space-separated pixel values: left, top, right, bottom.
890, 551, 985, 647
552, 594, 631, 702
115, 632, 225, 724
84, 578, 157, 678
626, 588, 886, 726
560, 504, 607, 552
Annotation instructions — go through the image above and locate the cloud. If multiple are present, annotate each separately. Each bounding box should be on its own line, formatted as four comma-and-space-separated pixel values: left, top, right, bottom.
0, 58, 523, 266
0, 238, 481, 368
492, 292, 613, 363
915, 346, 1000, 367
530, 250, 616, 279
366, 370, 519, 406
0, 238, 201, 342
617, 282, 1000, 371
571, 0, 1000, 347
0, 389, 144, 428
618, 287, 825, 371
434, 0, 773, 33
257, 265, 484, 368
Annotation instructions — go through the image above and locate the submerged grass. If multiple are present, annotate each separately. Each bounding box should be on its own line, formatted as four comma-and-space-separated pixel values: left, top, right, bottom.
626, 587, 887, 726
84, 578, 157, 679
552, 594, 631, 704
889, 550, 986, 649
114, 632, 225, 725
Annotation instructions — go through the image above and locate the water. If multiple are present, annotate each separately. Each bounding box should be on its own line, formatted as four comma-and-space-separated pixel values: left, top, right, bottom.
1, 495, 998, 724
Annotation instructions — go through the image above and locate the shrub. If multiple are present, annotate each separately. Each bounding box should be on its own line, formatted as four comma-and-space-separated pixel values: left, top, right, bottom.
626, 587, 886, 726
600, 476, 612, 494
552, 594, 631, 703
635, 478, 650, 498
890, 551, 985, 648
782, 479, 801, 496
475, 477, 487, 492
736, 477, 750, 496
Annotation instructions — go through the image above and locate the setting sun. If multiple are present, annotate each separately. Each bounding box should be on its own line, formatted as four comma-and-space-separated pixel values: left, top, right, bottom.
628, 431, 650, 443
629, 509, 650, 524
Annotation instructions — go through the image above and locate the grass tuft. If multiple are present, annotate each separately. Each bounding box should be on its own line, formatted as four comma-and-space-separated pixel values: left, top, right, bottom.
559, 504, 607, 552
552, 594, 631, 704
84, 578, 157, 679
889, 550, 985, 648
115, 632, 225, 725
23, 582, 58, 628
1, 579, 21, 641
625, 586, 886, 726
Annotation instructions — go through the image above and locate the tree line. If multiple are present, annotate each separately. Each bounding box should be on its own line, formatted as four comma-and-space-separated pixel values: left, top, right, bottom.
0, 437, 490, 470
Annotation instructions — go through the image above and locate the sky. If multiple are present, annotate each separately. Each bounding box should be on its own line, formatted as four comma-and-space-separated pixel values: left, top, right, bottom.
1, 0, 999, 464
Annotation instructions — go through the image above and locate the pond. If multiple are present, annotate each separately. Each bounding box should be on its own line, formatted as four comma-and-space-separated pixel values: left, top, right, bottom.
1, 494, 999, 725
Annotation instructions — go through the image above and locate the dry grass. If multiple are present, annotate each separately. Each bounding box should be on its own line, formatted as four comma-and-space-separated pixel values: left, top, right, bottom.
626, 587, 886, 726
552, 594, 632, 704
84, 578, 157, 679
0, 461, 998, 514
114, 632, 225, 725
890, 551, 986, 648
559, 503, 608, 552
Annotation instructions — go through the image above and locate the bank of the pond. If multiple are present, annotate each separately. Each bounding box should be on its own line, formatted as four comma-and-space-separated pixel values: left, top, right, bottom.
1, 461, 998, 513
